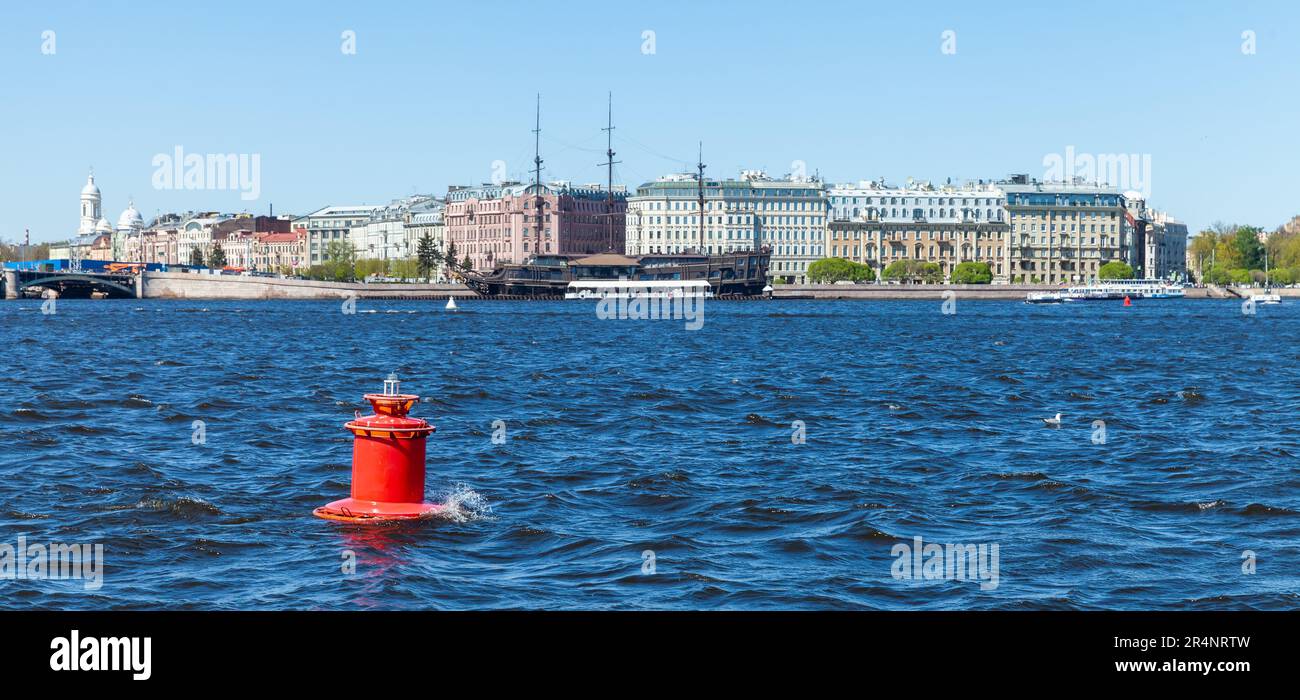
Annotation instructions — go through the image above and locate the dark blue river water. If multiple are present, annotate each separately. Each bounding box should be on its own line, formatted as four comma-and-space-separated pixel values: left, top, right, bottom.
2, 297, 1298, 610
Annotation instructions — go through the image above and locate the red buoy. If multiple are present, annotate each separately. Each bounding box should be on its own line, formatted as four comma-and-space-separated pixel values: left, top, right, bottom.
1123, 295, 1131, 306
314, 374, 442, 523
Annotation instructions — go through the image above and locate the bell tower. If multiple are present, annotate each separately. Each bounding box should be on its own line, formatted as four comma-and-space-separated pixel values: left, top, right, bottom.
79, 169, 102, 235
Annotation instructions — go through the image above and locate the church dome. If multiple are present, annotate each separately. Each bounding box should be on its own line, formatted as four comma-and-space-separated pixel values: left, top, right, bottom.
117, 200, 144, 230
82, 173, 101, 198
95, 217, 113, 233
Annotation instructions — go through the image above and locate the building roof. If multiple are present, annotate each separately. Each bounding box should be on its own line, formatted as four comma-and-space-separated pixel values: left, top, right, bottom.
299, 205, 381, 219
634, 171, 825, 198
571, 253, 639, 266
258, 232, 302, 243
446, 181, 625, 203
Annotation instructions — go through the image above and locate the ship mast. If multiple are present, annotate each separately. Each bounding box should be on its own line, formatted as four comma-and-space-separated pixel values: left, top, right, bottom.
601, 92, 621, 253
696, 142, 706, 252
532, 93, 544, 262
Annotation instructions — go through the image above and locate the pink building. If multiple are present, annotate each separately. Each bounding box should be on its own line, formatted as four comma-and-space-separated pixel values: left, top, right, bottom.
443, 181, 626, 271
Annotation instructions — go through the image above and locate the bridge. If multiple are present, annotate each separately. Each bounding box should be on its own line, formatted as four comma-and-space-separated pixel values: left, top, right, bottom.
2, 268, 140, 299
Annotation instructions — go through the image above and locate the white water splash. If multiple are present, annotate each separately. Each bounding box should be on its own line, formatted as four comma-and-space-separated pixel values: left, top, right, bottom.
434, 483, 492, 523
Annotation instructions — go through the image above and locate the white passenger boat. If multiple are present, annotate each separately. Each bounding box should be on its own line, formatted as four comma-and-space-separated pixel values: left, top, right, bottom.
564, 279, 713, 300
1025, 291, 1067, 304
1025, 278, 1184, 303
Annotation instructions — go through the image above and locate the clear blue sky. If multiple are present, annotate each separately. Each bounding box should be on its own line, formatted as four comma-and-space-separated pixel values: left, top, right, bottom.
2, 0, 1297, 243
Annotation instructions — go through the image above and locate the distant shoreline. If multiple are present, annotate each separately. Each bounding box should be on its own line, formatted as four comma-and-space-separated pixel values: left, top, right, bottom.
6, 269, 1295, 301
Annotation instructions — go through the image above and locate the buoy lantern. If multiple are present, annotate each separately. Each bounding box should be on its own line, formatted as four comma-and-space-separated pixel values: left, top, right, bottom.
314, 373, 441, 523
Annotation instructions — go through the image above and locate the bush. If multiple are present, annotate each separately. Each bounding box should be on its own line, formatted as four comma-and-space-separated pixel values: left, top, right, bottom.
807, 257, 876, 283
1203, 264, 1232, 285
1228, 268, 1252, 285
951, 261, 992, 284
1098, 260, 1134, 280
882, 259, 942, 284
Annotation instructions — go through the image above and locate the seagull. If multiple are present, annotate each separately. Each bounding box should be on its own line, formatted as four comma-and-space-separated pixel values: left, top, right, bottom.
1042, 413, 1063, 427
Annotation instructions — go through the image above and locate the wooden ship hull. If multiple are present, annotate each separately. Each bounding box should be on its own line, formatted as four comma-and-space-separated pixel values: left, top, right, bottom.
462, 250, 771, 299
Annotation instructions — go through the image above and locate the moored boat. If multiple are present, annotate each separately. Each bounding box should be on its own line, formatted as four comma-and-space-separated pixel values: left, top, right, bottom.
463, 249, 771, 299
1025, 291, 1066, 304
1024, 278, 1184, 303
565, 279, 712, 300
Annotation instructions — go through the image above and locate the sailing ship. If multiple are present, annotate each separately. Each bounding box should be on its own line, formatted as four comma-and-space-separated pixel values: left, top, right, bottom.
459, 96, 771, 299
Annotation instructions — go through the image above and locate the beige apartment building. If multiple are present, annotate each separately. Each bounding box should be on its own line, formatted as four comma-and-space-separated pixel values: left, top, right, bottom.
824, 180, 1009, 281
827, 220, 1010, 280
1001, 177, 1127, 284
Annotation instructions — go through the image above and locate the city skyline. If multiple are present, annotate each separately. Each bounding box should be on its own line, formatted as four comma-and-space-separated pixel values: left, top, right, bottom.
4, 0, 1300, 243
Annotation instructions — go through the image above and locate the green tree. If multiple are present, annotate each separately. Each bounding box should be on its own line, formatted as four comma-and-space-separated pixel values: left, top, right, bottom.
1232, 226, 1264, 271
354, 258, 387, 280
444, 241, 458, 272
389, 258, 420, 281
1205, 263, 1232, 285
189, 247, 205, 267
460, 254, 473, 272
882, 259, 942, 284
919, 262, 942, 283
324, 240, 356, 282
1098, 260, 1134, 280
951, 261, 992, 284
416, 233, 438, 281
882, 259, 915, 283
207, 243, 227, 269
806, 257, 875, 283
1228, 268, 1252, 285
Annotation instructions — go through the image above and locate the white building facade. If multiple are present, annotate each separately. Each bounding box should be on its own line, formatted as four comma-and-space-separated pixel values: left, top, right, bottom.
827, 179, 1005, 226
349, 195, 441, 263
177, 214, 234, 266
404, 203, 447, 281
295, 205, 380, 267
624, 170, 826, 283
